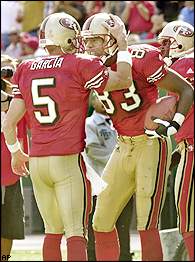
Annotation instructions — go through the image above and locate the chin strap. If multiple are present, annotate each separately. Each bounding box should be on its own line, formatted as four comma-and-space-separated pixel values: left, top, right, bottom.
171, 47, 194, 59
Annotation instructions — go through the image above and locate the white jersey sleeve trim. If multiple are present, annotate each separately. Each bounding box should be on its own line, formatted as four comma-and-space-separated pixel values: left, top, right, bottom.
84, 70, 105, 89
147, 65, 165, 83
148, 65, 163, 78
12, 85, 21, 95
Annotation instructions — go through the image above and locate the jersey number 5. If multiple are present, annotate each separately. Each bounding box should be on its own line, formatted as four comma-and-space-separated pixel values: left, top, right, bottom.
31, 78, 58, 125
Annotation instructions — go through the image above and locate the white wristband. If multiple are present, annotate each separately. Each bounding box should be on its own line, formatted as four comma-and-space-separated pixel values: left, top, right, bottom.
6, 139, 21, 153
117, 51, 132, 66
173, 113, 185, 126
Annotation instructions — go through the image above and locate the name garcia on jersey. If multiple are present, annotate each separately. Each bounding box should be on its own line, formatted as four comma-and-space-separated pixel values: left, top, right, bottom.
30, 57, 64, 70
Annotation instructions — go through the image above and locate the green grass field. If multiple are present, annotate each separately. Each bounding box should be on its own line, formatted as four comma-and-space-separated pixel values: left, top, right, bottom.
10, 250, 141, 261
10, 250, 42, 261
10, 250, 67, 261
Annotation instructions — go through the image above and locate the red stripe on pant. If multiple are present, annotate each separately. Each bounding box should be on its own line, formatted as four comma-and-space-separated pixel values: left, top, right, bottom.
147, 139, 167, 229
178, 146, 194, 233
79, 154, 92, 228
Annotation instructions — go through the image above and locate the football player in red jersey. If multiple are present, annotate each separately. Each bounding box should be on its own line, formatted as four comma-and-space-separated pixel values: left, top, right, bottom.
1, 56, 28, 260
82, 13, 194, 261
2, 12, 133, 261
158, 20, 194, 261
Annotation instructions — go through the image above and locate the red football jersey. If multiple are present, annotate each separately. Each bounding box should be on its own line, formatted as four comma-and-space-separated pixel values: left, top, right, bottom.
1, 115, 28, 186
127, 2, 155, 33
12, 54, 108, 156
169, 53, 194, 143
96, 44, 168, 136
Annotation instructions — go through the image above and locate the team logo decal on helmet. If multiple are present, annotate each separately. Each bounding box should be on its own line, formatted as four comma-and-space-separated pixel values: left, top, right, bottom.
59, 18, 80, 32
105, 18, 114, 27
38, 12, 85, 53
158, 20, 194, 58
173, 25, 194, 37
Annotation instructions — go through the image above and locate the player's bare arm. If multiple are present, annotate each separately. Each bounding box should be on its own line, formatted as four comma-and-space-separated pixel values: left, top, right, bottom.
146, 19, 194, 139
2, 98, 29, 176
157, 67, 194, 116
101, 14, 132, 92
146, 67, 194, 138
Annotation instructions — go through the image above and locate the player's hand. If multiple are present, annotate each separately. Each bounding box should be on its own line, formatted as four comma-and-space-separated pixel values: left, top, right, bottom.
11, 150, 30, 177
144, 127, 163, 139
102, 14, 128, 49
145, 118, 181, 139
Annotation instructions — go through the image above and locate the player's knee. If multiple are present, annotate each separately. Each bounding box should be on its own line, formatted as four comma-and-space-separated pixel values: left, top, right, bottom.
65, 226, 87, 239
137, 176, 155, 196
137, 219, 147, 231
93, 213, 114, 232
45, 225, 64, 234
136, 213, 158, 231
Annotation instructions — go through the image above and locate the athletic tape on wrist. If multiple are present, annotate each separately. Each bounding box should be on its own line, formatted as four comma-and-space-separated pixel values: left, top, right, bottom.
117, 51, 132, 66
173, 112, 185, 126
6, 139, 21, 153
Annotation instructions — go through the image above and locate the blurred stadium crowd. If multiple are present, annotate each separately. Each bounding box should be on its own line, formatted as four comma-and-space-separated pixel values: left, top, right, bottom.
1, 1, 194, 61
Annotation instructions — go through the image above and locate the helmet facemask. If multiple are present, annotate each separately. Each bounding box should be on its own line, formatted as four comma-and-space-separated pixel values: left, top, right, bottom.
82, 31, 117, 57
158, 21, 194, 58
82, 13, 119, 58
158, 37, 177, 58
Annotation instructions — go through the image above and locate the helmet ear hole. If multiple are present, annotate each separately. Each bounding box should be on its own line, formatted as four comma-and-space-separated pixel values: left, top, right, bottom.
178, 44, 182, 49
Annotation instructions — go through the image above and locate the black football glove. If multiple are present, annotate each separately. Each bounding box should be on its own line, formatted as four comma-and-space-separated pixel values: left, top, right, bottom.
145, 113, 185, 139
